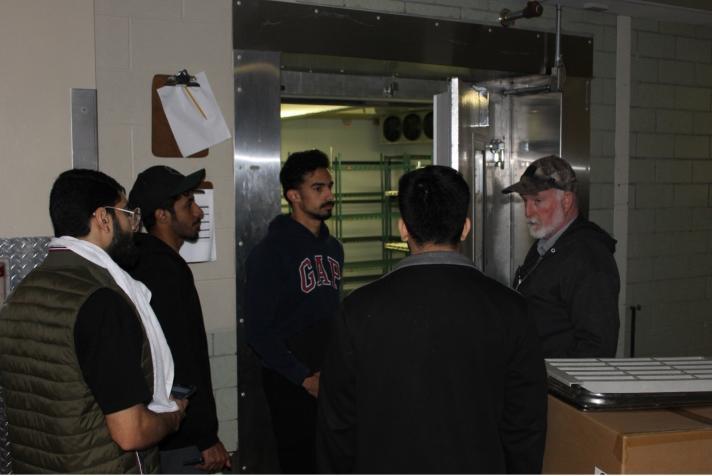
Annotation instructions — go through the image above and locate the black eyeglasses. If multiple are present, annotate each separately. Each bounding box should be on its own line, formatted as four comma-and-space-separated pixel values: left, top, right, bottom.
105, 206, 142, 231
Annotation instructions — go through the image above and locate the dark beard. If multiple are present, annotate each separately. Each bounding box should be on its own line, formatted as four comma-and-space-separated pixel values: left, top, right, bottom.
306, 201, 334, 221
307, 209, 332, 221
109, 220, 138, 269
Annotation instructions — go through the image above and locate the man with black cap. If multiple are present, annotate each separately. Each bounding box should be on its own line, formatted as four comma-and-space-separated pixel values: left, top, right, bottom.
503, 155, 620, 358
127, 166, 231, 473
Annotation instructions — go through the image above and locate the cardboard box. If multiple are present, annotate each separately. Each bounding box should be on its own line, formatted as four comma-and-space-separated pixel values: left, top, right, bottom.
543, 395, 712, 474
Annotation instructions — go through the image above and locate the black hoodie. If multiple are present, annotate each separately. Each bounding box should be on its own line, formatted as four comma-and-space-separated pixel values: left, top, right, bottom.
246, 214, 344, 385
514, 215, 620, 358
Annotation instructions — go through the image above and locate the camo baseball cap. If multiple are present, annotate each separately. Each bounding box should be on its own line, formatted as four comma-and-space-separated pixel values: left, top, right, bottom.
502, 155, 577, 195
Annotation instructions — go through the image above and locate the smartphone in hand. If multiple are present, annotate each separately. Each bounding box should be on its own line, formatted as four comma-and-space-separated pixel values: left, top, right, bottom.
171, 384, 197, 399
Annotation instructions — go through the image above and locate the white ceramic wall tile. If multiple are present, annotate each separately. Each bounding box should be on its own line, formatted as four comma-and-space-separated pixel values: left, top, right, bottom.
676, 37, 712, 64
696, 64, 712, 86
637, 31, 677, 59
95, 15, 130, 70
674, 135, 710, 159
214, 387, 238, 421
209, 354, 238, 389
673, 184, 709, 208
674, 86, 711, 111
656, 110, 693, 134
95, 0, 132, 17
183, 0, 232, 22
659, 60, 697, 86
128, 0, 182, 21
190, 227, 236, 281
590, 183, 614, 209
654, 159, 692, 183
98, 123, 134, 188
213, 329, 237, 356
659, 21, 697, 38
96, 70, 147, 126
131, 18, 230, 72
635, 184, 674, 209
218, 418, 238, 452
630, 108, 656, 133
196, 278, 237, 331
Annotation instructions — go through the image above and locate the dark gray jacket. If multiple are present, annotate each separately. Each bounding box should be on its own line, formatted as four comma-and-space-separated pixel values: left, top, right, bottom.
317, 251, 547, 474
514, 215, 620, 358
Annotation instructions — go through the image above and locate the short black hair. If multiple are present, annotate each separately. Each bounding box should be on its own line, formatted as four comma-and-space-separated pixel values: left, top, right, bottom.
49, 169, 125, 238
398, 165, 470, 246
280, 149, 330, 204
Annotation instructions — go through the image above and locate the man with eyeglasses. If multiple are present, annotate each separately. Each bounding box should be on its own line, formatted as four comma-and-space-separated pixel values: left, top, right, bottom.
503, 155, 620, 358
0, 169, 186, 473
126, 166, 231, 474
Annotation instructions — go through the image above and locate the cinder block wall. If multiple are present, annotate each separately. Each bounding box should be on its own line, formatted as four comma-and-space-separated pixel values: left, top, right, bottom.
94, 0, 237, 451
628, 19, 712, 356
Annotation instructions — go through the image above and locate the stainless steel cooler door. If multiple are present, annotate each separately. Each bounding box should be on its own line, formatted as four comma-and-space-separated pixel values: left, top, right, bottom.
434, 78, 562, 287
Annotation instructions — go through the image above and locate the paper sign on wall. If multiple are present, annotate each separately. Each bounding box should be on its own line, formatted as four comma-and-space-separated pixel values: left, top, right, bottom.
157, 72, 231, 157
179, 189, 216, 263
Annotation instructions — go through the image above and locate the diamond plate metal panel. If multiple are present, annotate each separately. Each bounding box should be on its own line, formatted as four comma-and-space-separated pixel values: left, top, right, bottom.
0, 237, 48, 473
0, 237, 50, 294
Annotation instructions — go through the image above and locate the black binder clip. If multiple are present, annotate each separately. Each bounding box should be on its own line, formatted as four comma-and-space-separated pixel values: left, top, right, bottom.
165, 69, 201, 88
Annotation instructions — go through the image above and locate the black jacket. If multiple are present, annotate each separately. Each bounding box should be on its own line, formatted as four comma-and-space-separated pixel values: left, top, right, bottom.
128, 233, 219, 451
316, 251, 547, 474
246, 215, 344, 385
514, 215, 620, 358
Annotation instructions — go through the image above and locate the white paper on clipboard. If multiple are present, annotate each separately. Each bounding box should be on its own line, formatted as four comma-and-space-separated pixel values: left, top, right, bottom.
157, 71, 231, 157
179, 189, 216, 263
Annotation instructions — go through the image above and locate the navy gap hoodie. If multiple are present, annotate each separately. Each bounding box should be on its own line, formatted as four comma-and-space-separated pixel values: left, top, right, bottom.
246, 214, 344, 385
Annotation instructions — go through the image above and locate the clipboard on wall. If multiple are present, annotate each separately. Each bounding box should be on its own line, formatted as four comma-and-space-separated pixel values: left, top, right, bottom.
151, 74, 208, 158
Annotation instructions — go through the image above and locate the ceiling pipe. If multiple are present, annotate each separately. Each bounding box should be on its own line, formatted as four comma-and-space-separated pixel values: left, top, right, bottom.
499, 1, 544, 27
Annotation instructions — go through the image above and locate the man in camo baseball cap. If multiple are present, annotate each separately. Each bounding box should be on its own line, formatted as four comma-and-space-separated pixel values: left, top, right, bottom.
502, 155, 577, 195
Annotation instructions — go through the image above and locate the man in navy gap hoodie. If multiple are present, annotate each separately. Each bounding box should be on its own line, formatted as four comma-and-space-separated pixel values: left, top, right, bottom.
246, 149, 344, 473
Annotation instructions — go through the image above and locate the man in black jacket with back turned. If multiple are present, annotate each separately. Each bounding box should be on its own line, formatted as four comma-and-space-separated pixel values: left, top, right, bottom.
503, 155, 620, 358
127, 166, 231, 474
316, 165, 547, 474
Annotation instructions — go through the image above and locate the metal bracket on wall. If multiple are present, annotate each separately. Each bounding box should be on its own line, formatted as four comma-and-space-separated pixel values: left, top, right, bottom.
71, 88, 98, 170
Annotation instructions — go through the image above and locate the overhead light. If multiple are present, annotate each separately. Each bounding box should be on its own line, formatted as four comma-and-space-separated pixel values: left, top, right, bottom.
280, 104, 350, 119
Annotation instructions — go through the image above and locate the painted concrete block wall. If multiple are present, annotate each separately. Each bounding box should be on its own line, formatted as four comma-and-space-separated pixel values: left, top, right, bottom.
94, 0, 237, 451
0, 0, 96, 238
628, 18, 712, 356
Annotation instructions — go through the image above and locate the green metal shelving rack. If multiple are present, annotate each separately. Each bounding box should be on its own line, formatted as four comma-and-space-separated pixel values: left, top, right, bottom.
333, 153, 431, 291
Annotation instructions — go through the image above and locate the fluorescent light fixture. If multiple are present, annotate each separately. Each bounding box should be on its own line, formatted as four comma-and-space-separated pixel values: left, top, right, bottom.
280, 104, 351, 119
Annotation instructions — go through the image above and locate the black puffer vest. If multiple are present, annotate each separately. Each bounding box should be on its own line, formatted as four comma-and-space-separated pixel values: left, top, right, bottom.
0, 250, 158, 473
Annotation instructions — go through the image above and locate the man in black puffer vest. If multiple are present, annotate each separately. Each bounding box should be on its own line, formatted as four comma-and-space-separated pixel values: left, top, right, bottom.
503, 155, 620, 358
0, 169, 186, 473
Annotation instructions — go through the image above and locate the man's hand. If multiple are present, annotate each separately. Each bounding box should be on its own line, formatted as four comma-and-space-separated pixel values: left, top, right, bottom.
167, 397, 189, 431
302, 371, 320, 398
105, 399, 188, 451
196, 441, 231, 473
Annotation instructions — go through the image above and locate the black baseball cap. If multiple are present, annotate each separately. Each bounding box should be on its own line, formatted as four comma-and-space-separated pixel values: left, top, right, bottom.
129, 165, 205, 219
502, 155, 577, 195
